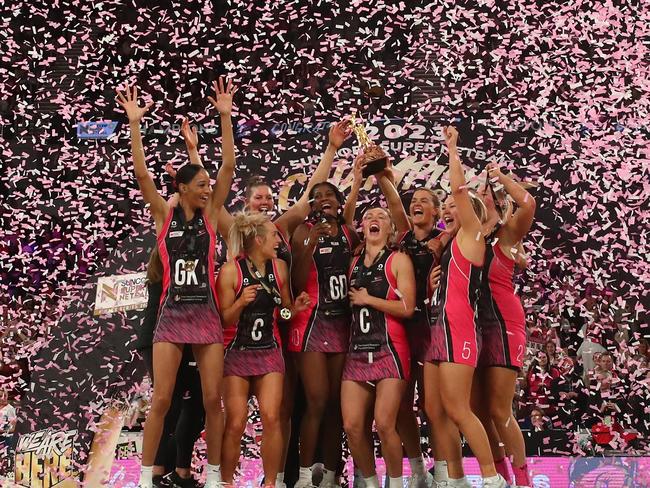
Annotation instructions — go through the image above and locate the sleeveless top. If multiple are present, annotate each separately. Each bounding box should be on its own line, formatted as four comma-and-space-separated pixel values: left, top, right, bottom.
303, 223, 353, 317
349, 248, 401, 352
224, 256, 283, 350
397, 227, 443, 324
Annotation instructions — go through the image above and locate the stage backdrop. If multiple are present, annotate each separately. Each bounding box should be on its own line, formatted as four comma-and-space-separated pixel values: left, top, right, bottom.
14, 116, 643, 483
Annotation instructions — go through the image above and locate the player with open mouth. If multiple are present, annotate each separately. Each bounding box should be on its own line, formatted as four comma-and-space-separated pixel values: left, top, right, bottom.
289, 177, 360, 488
472, 163, 536, 488
216, 211, 310, 488
342, 206, 416, 488
374, 163, 447, 487
181, 115, 353, 488
424, 126, 508, 488
116, 77, 236, 488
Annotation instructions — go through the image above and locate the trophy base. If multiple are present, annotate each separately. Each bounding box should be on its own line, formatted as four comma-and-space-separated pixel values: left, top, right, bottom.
362, 156, 388, 178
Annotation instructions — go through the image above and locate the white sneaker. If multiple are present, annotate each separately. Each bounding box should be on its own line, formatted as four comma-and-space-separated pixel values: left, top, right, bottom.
275, 482, 287, 488
435, 479, 471, 488
408, 472, 434, 488
482, 474, 507, 488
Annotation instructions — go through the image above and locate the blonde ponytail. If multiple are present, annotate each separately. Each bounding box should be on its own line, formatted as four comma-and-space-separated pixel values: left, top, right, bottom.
228, 211, 271, 257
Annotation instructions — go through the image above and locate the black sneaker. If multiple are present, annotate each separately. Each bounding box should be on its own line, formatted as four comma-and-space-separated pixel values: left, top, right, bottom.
153, 474, 166, 488
163, 471, 199, 488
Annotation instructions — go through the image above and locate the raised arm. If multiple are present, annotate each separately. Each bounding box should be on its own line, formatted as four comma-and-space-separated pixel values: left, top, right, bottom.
116, 84, 168, 228
348, 252, 415, 318
207, 77, 238, 213
342, 155, 364, 226
487, 162, 536, 246
290, 222, 331, 294
180, 116, 234, 238
445, 126, 481, 235
181, 118, 202, 165
276, 119, 352, 236
377, 164, 410, 233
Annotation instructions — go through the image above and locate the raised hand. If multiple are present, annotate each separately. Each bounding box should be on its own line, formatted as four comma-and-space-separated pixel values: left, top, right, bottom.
115, 83, 154, 123
377, 158, 396, 186
181, 118, 198, 151
328, 119, 353, 149
165, 162, 177, 179
207, 76, 238, 116
352, 153, 365, 185
486, 161, 503, 180
443, 126, 458, 148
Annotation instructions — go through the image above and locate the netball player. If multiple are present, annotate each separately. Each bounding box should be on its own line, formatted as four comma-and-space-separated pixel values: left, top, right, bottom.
424, 127, 507, 488
472, 163, 536, 488
116, 78, 235, 488
182, 117, 353, 488
377, 168, 443, 488
217, 212, 310, 487
135, 248, 204, 488
289, 180, 360, 488
342, 206, 416, 488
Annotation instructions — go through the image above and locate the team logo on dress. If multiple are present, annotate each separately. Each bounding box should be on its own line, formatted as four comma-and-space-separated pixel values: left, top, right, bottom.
169, 231, 184, 238
197, 218, 204, 226
268, 274, 275, 282
171, 220, 177, 228
377, 264, 384, 271
243, 278, 249, 285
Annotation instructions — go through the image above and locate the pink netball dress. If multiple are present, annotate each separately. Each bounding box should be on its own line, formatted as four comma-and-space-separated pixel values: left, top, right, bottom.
288, 223, 353, 353
223, 256, 285, 377
477, 228, 526, 369
427, 238, 482, 367
343, 249, 410, 382
154, 206, 222, 344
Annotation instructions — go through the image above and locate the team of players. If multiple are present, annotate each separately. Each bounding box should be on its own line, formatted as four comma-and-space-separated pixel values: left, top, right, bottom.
117, 79, 536, 488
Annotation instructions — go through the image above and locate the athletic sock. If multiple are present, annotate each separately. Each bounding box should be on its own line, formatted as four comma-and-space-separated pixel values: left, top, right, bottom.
205, 463, 221, 485
433, 460, 449, 482
140, 465, 153, 488
298, 466, 312, 483
494, 457, 511, 484
409, 456, 426, 476
388, 475, 404, 487
512, 464, 531, 486
276, 472, 284, 483
363, 474, 380, 488
321, 468, 336, 485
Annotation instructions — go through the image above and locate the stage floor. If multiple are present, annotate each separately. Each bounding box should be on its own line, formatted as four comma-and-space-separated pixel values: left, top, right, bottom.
105, 456, 650, 488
